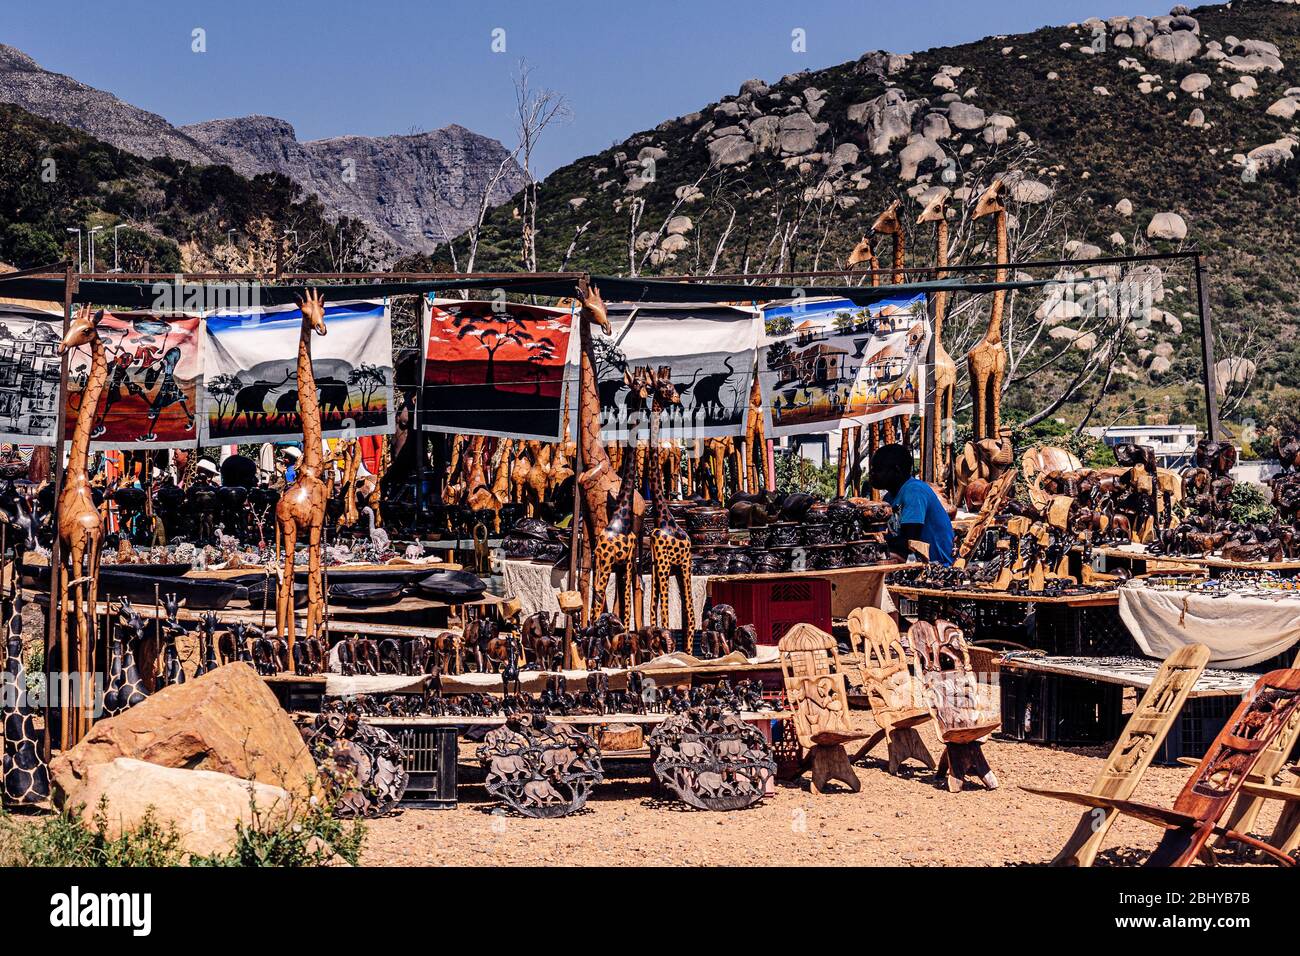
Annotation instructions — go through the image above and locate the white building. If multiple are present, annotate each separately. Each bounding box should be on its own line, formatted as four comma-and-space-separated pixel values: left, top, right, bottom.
1084, 424, 1201, 468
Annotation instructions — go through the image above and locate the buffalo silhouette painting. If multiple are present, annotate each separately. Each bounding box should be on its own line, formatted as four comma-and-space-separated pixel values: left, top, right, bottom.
200, 300, 393, 443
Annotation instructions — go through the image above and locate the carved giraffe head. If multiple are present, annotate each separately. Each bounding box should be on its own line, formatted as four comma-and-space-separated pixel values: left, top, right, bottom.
871, 199, 904, 238
973, 179, 1007, 220
650, 365, 680, 413
577, 276, 610, 334
847, 236, 878, 269
298, 289, 328, 336
58, 304, 101, 355
916, 189, 950, 225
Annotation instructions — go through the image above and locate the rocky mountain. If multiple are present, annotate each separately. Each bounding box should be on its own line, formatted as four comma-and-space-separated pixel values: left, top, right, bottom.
0, 43, 525, 254
459, 1, 1300, 435
181, 116, 525, 250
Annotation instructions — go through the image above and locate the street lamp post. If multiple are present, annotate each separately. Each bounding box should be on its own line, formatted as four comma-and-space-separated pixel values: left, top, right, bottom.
88, 226, 104, 274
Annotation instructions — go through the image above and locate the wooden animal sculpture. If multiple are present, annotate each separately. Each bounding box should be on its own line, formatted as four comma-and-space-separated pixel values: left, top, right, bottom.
575, 279, 627, 572
337, 439, 362, 528
743, 377, 771, 492
909, 618, 999, 792
464, 615, 502, 673
195, 611, 221, 677
1026, 669, 1300, 867
274, 289, 330, 669
55, 305, 108, 739
846, 607, 936, 775
3, 595, 49, 806
1029, 644, 1210, 867
872, 200, 910, 445
643, 367, 695, 635
917, 190, 958, 486
159, 592, 186, 687
103, 599, 149, 719
968, 180, 1009, 442
590, 374, 647, 623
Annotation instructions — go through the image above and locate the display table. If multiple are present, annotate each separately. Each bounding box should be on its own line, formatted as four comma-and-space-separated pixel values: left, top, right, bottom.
1117, 582, 1300, 669
502, 558, 902, 627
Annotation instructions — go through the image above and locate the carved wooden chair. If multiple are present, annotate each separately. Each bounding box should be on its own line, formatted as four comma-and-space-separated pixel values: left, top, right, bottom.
1033, 643, 1211, 866
846, 607, 936, 775
1025, 668, 1300, 867
778, 623, 869, 793
909, 619, 999, 792
1207, 649, 1300, 861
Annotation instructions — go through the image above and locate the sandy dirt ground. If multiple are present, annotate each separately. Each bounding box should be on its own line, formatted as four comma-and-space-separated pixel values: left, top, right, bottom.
360, 715, 1286, 868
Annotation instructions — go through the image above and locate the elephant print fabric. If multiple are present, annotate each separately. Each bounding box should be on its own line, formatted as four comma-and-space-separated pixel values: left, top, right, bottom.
574, 303, 760, 442
61, 311, 202, 450
758, 295, 931, 437
200, 299, 394, 443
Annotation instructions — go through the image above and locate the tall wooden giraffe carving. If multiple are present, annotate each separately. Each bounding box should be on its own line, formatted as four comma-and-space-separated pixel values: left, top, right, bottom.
575, 279, 641, 623
274, 290, 329, 669
845, 235, 883, 493
918, 190, 958, 487
872, 200, 909, 448
643, 367, 694, 635
55, 305, 107, 743
969, 179, 1010, 442
589, 372, 648, 623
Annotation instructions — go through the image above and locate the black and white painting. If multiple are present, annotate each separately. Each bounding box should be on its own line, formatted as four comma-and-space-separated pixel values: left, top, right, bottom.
0, 305, 64, 446
576, 303, 760, 442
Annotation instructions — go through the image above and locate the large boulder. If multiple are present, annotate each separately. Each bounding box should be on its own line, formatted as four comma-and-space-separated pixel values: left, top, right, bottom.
50, 663, 318, 801
61, 757, 293, 859
1148, 30, 1200, 64
1146, 212, 1188, 240
947, 101, 986, 131
848, 88, 922, 154
707, 134, 755, 166
777, 111, 819, 155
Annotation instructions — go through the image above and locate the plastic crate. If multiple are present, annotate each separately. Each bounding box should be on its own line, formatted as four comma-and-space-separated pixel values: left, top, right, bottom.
999, 669, 1124, 745
1154, 695, 1238, 766
1032, 605, 1138, 657
711, 576, 832, 646
386, 724, 458, 809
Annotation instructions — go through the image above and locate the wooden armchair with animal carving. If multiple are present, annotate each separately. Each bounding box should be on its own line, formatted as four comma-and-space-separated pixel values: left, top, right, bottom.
846, 607, 936, 775
777, 623, 869, 794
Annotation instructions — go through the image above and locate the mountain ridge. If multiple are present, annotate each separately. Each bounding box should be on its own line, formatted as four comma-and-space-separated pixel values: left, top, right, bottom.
0, 43, 526, 255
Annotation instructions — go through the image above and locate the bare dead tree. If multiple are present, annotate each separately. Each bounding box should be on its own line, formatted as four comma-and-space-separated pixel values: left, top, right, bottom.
513, 60, 571, 274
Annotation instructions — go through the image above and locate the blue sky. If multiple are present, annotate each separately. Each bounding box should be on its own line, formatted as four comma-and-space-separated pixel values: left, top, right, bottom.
5, 0, 1170, 176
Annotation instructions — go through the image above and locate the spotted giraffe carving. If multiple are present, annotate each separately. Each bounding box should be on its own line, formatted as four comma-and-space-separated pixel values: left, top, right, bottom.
3, 594, 49, 805
103, 599, 149, 719
590, 375, 647, 623
642, 366, 695, 636
159, 592, 186, 687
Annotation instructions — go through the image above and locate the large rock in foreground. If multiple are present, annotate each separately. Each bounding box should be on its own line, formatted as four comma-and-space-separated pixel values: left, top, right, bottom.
64, 757, 293, 858
51, 663, 317, 801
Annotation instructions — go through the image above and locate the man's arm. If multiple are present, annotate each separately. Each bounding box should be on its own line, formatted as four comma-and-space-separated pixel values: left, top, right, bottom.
888, 522, 926, 558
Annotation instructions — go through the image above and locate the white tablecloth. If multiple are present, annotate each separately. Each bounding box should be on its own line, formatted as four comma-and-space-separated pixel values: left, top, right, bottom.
1118, 583, 1300, 669
502, 558, 709, 629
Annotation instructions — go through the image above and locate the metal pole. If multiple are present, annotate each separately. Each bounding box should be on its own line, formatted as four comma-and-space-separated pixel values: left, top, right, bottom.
1193, 254, 1221, 441
44, 268, 77, 756
921, 292, 938, 484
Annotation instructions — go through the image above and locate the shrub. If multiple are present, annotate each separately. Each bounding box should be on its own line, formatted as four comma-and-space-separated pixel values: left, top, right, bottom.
0, 797, 185, 867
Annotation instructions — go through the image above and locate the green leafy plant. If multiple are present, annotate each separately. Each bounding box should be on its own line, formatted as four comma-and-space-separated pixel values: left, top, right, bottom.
0, 797, 185, 867
1228, 481, 1276, 526
193, 792, 365, 867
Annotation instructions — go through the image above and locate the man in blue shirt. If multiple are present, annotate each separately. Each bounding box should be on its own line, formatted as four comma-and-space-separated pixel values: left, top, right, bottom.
868, 443, 954, 566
